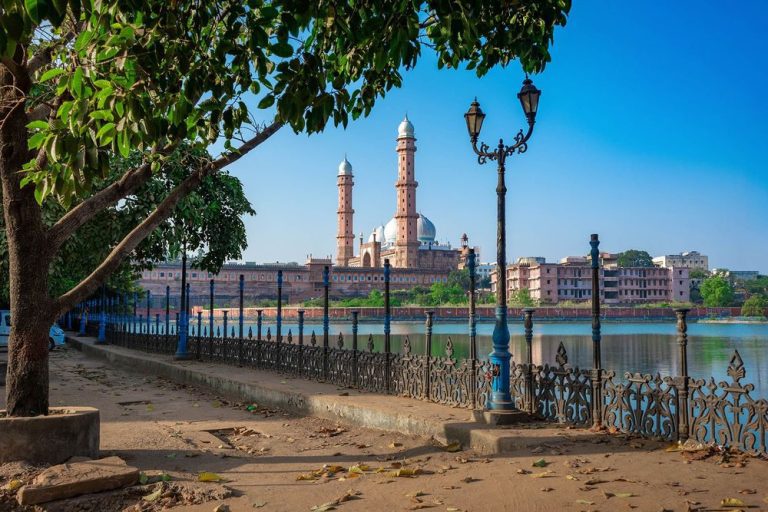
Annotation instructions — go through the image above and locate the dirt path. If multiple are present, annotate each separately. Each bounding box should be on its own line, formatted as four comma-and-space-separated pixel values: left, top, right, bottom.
1, 346, 767, 512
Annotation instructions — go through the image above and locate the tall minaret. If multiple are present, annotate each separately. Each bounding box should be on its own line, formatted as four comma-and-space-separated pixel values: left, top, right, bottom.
336, 156, 355, 267
394, 115, 419, 268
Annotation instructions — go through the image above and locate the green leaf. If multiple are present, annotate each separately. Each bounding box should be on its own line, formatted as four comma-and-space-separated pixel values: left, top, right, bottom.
39, 67, 66, 82
28, 131, 46, 149
270, 42, 293, 58
24, 0, 46, 25
257, 95, 274, 109
27, 120, 49, 130
71, 67, 84, 98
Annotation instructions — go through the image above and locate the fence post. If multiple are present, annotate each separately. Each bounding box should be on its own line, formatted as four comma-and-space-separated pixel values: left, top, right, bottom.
425, 311, 434, 400
352, 311, 359, 388
277, 270, 283, 342
675, 308, 690, 441
256, 309, 263, 340
384, 259, 391, 393
590, 234, 604, 429
238, 275, 245, 364
468, 248, 478, 407
196, 311, 202, 360
523, 308, 535, 414
97, 286, 106, 344
79, 302, 87, 335
165, 285, 170, 338
146, 290, 151, 334
322, 266, 330, 380
298, 310, 305, 376
209, 279, 214, 358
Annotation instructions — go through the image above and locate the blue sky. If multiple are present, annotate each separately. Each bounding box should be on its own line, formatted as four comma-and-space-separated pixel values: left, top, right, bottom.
224, 2, 768, 273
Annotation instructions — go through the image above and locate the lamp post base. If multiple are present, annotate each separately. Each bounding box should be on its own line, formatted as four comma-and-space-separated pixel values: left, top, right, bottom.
174, 352, 192, 361
475, 409, 533, 426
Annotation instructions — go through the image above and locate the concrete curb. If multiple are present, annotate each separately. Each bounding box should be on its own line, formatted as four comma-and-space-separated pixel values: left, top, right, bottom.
66, 335, 534, 455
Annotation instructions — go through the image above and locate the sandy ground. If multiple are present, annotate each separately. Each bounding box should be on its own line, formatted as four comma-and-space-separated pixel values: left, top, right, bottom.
1, 345, 767, 512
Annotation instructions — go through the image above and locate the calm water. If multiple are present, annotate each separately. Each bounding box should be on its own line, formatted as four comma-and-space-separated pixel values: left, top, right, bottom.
149, 318, 768, 399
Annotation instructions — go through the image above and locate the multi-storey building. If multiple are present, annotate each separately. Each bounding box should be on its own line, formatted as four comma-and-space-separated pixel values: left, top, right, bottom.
493, 254, 690, 305
653, 251, 708, 270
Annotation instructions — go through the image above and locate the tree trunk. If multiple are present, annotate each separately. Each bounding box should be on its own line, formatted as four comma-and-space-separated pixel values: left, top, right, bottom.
1, 58, 54, 416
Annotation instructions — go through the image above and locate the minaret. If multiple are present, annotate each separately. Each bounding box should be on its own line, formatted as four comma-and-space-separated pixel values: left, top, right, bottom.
336, 156, 354, 267
394, 115, 419, 268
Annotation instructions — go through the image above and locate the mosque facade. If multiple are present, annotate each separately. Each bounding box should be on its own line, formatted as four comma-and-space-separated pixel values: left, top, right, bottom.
336, 116, 472, 272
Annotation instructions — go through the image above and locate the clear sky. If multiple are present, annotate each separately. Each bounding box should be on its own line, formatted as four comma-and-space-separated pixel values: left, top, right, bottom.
223, 2, 768, 273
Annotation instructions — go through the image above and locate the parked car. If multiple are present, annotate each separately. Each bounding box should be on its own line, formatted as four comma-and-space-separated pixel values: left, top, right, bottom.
0, 310, 66, 350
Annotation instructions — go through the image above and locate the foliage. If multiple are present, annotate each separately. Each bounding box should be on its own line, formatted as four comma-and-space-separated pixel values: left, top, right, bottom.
616, 250, 654, 268
509, 288, 535, 307
6, 0, 571, 207
741, 295, 767, 317
741, 276, 768, 297
689, 269, 709, 280
699, 275, 735, 307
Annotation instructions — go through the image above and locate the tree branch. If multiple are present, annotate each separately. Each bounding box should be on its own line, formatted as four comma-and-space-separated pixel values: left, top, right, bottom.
48, 145, 170, 250
52, 121, 283, 314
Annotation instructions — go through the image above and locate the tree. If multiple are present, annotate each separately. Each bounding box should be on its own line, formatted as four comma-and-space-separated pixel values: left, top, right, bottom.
616, 250, 654, 268
741, 295, 767, 317
689, 269, 709, 280
699, 275, 735, 307
510, 288, 535, 307
1, 1, 569, 416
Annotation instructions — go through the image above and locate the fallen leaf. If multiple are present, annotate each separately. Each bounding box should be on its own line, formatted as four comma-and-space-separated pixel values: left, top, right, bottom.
720, 498, 745, 507
532, 458, 549, 468
388, 468, 420, 478
142, 487, 162, 502
5, 480, 23, 492
198, 471, 224, 482
446, 508, 461, 512
615, 492, 635, 498
444, 441, 462, 453
461, 476, 475, 483
138, 473, 149, 485
738, 489, 756, 494
566, 475, 579, 481
540, 487, 554, 492
530, 471, 555, 479
516, 469, 531, 475
406, 491, 426, 498
575, 499, 594, 505
389, 442, 403, 449
253, 501, 267, 508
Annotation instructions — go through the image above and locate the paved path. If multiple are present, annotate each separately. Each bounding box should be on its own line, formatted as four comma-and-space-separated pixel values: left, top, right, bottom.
1, 339, 766, 511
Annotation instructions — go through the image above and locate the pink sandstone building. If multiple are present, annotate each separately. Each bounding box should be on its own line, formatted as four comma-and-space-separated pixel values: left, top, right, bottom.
492, 254, 690, 305
137, 116, 472, 302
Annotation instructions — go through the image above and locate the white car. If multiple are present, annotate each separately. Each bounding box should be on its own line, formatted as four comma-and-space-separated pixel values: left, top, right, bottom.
0, 310, 66, 350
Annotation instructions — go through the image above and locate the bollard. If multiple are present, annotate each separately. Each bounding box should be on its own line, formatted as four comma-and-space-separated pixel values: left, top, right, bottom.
298, 310, 305, 377
165, 285, 170, 339
256, 309, 263, 341
590, 234, 603, 429
196, 311, 202, 360
146, 290, 151, 334
675, 308, 691, 441
523, 308, 535, 414
209, 279, 215, 359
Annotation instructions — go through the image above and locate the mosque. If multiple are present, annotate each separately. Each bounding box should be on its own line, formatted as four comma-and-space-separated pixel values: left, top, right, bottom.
335, 115, 473, 271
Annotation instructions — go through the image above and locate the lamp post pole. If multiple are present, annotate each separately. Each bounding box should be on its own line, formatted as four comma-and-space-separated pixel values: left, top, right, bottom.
464, 77, 540, 413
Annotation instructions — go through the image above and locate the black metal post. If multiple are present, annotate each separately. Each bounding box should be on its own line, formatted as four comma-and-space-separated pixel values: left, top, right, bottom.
590, 233, 603, 429
322, 266, 330, 380
256, 309, 263, 340
523, 308, 535, 414
298, 309, 305, 377
351, 310, 359, 388
146, 290, 151, 334
196, 311, 202, 360
425, 311, 434, 400
675, 308, 690, 441
209, 279, 214, 359
276, 270, 283, 342
384, 259, 391, 393
468, 248, 478, 406
238, 275, 245, 364
165, 285, 170, 337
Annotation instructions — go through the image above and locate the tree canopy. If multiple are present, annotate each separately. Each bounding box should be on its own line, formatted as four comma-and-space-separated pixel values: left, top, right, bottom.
616, 250, 654, 268
699, 275, 735, 307
741, 295, 767, 317
1, 0, 570, 416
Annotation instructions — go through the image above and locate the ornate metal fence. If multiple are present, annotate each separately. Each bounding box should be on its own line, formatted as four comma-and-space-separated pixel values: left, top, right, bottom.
74, 245, 768, 456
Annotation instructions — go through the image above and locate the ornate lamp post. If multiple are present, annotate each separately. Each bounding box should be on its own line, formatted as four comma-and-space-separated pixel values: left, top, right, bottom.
464, 76, 541, 412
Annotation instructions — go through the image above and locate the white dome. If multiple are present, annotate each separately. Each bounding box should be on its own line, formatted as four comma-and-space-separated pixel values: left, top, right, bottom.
383, 217, 398, 244
338, 156, 353, 176
397, 114, 414, 138
378, 214, 436, 246
417, 213, 436, 243
367, 224, 385, 244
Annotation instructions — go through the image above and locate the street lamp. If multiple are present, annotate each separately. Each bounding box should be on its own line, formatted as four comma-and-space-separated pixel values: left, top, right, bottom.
464, 76, 540, 413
